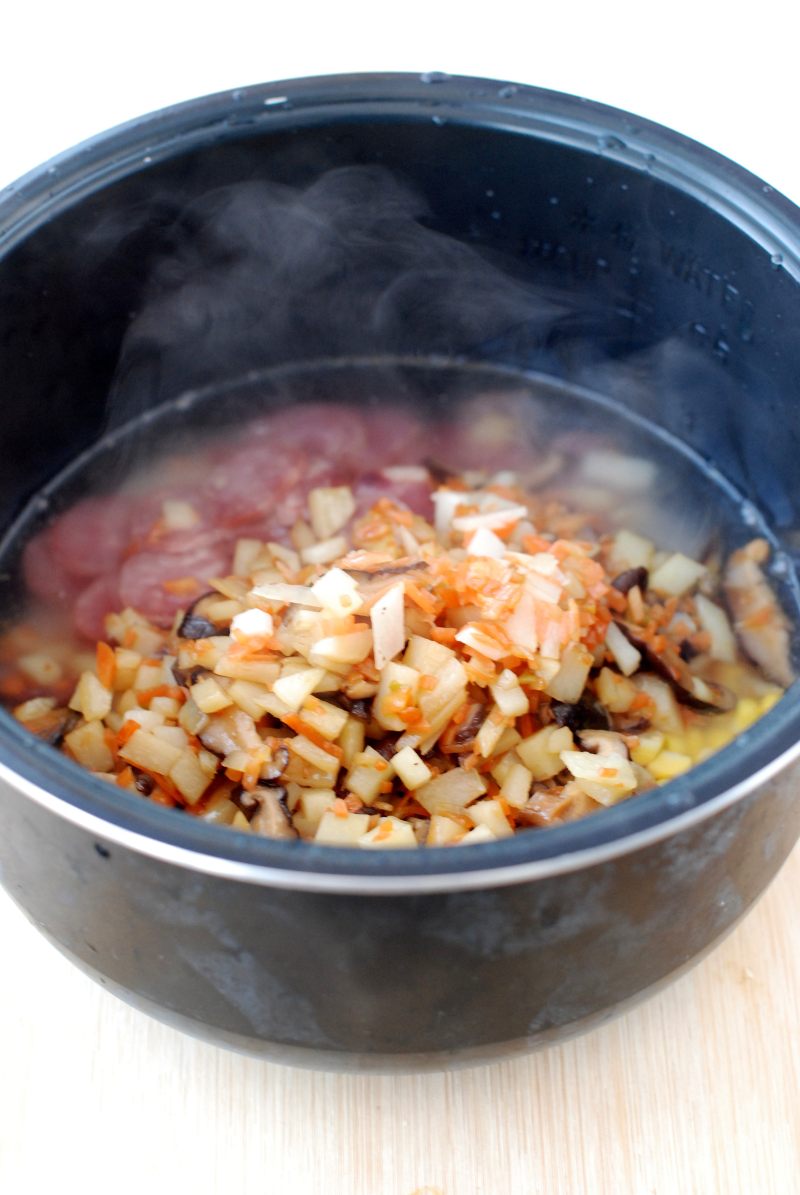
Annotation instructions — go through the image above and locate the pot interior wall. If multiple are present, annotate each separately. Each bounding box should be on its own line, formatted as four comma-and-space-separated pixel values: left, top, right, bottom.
0, 112, 798, 556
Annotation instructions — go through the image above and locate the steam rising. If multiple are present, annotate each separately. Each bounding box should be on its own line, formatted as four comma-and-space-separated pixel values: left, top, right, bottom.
110, 166, 561, 416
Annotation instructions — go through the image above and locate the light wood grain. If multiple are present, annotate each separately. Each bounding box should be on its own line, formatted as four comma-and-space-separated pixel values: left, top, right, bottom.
1, 847, 798, 1195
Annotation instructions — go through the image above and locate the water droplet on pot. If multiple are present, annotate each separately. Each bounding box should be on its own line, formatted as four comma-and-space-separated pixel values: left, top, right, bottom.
497, 85, 518, 98
142, 156, 152, 164
762, 184, 774, 194
431, 115, 445, 126
600, 134, 626, 151
420, 71, 449, 84
485, 188, 495, 198
770, 253, 783, 268
548, 196, 559, 206
620, 182, 629, 191
263, 95, 289, 107
491, 210, 501, 221
231, 89, 244, 102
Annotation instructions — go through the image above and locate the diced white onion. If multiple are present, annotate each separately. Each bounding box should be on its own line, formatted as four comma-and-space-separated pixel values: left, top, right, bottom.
310, 567, 364, 616
649, 552, 706, 597
272, 667, 326, 713
300, 535, 348, 566
307, 486, 356, 540
453, 505, 528, 532
250, 582, 323, 608
466, 526, 506, 559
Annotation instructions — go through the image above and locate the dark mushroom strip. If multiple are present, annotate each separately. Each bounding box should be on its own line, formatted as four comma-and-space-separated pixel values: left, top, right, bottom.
576, 730, 631, 757
551, 700, 611, 732
723, 539, 795, 688
611, 566, 649, 595
21, 706, 80, 747
249, 787, 298, 839
613, 620, 735, 713
177, 592, 232, 640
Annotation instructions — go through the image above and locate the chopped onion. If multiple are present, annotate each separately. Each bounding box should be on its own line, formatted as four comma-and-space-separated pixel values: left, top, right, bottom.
250, 582, 323, 609
466, 527, 507, 559
694, 593, 737, 662
272, 667, 327, 713
392, 745, 433, 790
580, 450, 657, 492
300, 535, 349, 566
358, 816, 418, 849
453, 505, 528, 533
415, 767, 487, 816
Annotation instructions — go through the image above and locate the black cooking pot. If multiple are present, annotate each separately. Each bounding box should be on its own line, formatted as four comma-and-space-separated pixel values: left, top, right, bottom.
1, 74, 799, 1071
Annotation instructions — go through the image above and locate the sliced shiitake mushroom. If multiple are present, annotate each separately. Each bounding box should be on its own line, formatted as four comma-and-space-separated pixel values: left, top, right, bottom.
550, 699, 611, 732
723, 539, 795, 688
611, 566, 649, 595
177, 592, 231, 640
249, 786, 297, 839
21, 706, 80, 747
576, 729, 630, 757
613, 621, 735, 713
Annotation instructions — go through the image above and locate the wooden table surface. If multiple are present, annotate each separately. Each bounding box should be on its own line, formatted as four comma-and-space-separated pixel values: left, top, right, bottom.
1, 845, 798, 1195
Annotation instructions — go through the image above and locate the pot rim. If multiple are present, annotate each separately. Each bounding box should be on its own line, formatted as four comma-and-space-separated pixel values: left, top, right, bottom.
1, 71, 799, 893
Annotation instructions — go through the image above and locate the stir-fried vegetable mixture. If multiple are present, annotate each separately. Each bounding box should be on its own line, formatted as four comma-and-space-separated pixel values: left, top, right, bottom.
5, 471, 792, 848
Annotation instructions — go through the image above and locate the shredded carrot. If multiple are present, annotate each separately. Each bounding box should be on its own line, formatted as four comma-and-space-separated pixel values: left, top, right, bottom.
116, 766, 135, 789
116, 720, 139, 747
281, 714, 344, 759
96, 641, 116, 689
162, 576, 201, 596
404, 580, 438, 614
136, 684, 186, 706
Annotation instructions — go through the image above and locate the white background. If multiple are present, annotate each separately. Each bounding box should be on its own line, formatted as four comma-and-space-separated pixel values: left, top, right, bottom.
1, 0, 797, 204
2, 5, 798, 1194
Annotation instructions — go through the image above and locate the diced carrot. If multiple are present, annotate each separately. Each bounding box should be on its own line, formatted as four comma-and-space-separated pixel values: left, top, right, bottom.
518, 712, 534, 738
96, 641, 116, 689
404, 581, 438, 614
116, 720, 139, 747
332, 797, 350, 818
280, 714, 344, 759
136, 684, 186, 706
630, 692, 654, 712
162, 576, 201, 596
430, 625, 458, 645
116, 766, 135, 789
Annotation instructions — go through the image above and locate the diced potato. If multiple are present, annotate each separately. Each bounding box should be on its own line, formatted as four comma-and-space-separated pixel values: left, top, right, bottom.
133, 661, 167, 692
118, 728, 183, 775
266, 541, 301, 572
287, 734, 341, 783
607, 528, 655, 573
150, 696, 181, 719
604, 623, 641, 677
490, 669, 529, 718
417, 657, 468, 726
298, 696, 349, 741
18, 653, 62, 686
358, 816, 418, 849
190, 676, 234, 715
169, 748, 216, 805
516, 725, 574, 780
310, 567, 363, 617
694, 593, 737, 662
648, 750, 693, 781
345, 746, 394, 803
213, 655, 281, 686
560, 749, 637, 805
178, 696, 209, 735
403, 634, 455, 675
649, 552, 706, 597
339, 717, 366, 768
292, 788, 337, 837
233, 538, 266, 576
545, 643, 593, 703
121, 707, 164, 730
13, 695, 56, 722
64, 720, 114, 772
272, 667, 327, 713
475, 705, 507, 758
308, 486, 356, 540
314, 809, 371, 845
499, 761, 533, 809
112, 648, 143, 691
152, 725, 189, 749
490, 749, 520, 787
457, 824, 497, 845
468, 798, 514, 838
596, 667, 637, 713
629, 728, 665, 766
226, 680, 273, 719
301, 535, 349, 566
392, 745, 433, 790
373, 662, 422, 731
426, 814, 466, 846
414, 767, 486, 816
69, 672, 112, 722
634, 674, 682, 734
309, 629, 373, 669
